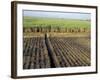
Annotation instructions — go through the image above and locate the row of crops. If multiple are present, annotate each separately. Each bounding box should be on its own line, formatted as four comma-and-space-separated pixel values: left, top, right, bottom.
23, 27, 90, 33
49, 37, 90, 67
23, 37, 51, 69
23, 35, 90, 69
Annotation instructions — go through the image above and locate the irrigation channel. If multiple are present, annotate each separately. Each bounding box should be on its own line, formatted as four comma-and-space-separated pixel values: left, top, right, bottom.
23, 33, 91, 69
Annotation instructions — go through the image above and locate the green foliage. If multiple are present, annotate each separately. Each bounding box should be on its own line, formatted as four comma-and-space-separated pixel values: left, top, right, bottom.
23, 16, 90, 29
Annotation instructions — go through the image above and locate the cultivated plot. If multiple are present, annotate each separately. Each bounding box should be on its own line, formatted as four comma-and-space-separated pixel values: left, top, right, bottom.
23, 10, 91, 69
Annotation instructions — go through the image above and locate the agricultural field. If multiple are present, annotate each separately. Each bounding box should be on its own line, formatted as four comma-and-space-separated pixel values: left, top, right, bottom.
48, 37, 90, 67
23, 16, 90, 29
23, 16, 90, 33
23, 13, 91, 69
23, 36, 51, 69
23, 33, 91, 69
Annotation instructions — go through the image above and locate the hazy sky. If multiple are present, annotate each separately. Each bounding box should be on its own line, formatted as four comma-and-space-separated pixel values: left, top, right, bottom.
23, 10, 91, 20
